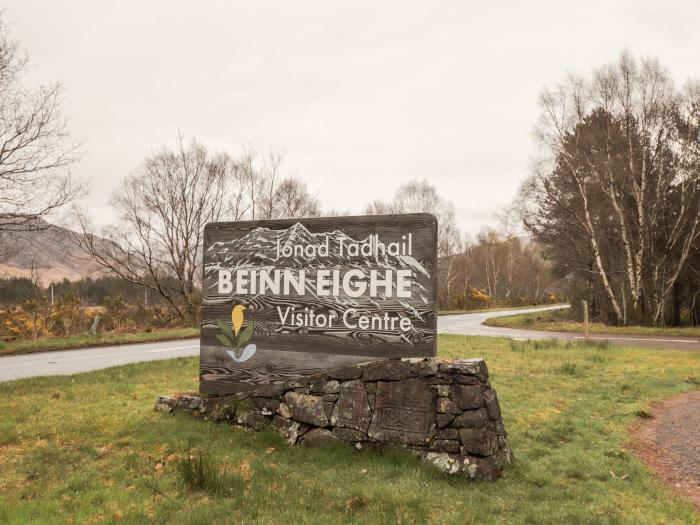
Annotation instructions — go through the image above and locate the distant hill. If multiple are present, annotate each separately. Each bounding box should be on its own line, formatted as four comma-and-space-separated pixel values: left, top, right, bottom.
0, 219, 104, 285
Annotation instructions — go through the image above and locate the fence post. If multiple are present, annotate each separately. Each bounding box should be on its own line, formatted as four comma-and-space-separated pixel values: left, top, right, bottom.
582, 300, 590, 340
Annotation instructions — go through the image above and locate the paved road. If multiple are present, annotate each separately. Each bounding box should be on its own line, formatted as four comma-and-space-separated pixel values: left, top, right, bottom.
0, 339, 200, 383
2, 305, 698, 382
438, 305, 700, 351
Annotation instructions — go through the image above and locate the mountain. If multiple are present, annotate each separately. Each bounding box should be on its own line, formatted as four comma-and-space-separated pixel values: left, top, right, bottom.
0, 219, 103, 285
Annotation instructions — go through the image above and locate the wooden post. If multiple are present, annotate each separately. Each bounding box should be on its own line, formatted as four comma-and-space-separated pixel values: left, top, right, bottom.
582, 300, 590, 339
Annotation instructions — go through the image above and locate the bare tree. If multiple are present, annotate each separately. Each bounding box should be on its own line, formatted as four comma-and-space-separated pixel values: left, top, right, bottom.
0, 15, 82, 236
273, 177, 321, 219
365, 179, 462, 302
74, 137, 231, 321
74, 138, 322, 320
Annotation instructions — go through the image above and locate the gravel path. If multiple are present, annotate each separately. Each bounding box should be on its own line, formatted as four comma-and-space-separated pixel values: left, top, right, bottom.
632, 390, 700, 511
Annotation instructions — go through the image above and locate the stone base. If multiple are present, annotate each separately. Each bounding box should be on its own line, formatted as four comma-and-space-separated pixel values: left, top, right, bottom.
155, 357, 511, 479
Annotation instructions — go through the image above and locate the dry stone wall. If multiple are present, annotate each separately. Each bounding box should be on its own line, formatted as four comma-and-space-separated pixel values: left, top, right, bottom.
155, 357, 511, 479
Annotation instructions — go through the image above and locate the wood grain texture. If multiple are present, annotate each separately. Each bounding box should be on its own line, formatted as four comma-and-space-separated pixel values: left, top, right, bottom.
200, 213, 437, 395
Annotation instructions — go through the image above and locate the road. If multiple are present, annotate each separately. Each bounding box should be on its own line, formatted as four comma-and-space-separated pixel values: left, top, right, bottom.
438, 304, 700, 351
1, 305, 698, 382
0, 339, 200, 383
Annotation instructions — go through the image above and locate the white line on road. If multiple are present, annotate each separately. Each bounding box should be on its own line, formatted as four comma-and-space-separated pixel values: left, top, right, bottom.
573, 336, 698, 344
148, 345, 199, 353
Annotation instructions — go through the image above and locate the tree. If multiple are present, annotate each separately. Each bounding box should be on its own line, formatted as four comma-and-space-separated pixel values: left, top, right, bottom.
522, 52, 700, 325
74, 137, 232, 321
0, 15, 82, 237
365, 180, 462, 303
74, 137, 322, 321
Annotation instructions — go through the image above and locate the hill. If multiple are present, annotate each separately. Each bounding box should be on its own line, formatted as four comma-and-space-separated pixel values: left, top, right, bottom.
0, 220, 103, 285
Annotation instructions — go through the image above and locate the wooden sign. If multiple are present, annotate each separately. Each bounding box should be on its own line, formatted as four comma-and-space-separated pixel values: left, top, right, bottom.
200, 214, 437, 395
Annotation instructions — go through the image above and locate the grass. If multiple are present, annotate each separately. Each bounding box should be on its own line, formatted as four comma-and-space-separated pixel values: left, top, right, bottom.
0, 336, 698, 523
438, 303, 567, 316
485, 308, 700, 337
0, 327, 200, 356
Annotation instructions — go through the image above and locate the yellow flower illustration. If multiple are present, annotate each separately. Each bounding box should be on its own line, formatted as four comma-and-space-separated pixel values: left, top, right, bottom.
231, 304, 246, 336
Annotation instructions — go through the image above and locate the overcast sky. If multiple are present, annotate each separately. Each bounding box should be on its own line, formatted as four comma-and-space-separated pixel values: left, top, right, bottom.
5, 1, 699, 234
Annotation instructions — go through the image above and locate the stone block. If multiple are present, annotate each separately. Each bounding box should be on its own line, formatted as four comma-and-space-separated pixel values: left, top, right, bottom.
452, 409, 489, 429
276, 402, 291, 419
437, 398, 461, 414
459, 428, 499, 457
253, 397, 280, 414
332, 427, 368, 442
362, 360, 436, 381
451, 385, 485, 410
154, 396, 174, 412
255, 383, 288, 397
301, 428, 337, 448
236, 410, 270, 431
327, 365, 362, 381
483, 388, 501, 420
367, 378, 435, 446
436, 414, 455, 428
284, 392, 329, 427
330, 380, 372, 432
273, 416, 303, 445
429, 439, 460, 453
435, 428, 458, 440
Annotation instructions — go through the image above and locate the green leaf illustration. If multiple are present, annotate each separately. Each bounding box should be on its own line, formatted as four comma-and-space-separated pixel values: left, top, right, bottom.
238, 319, 255, 345
217, 319, 234, 340
216, 334, 233, 347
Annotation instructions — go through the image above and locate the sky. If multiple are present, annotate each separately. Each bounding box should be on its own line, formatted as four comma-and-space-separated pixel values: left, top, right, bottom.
4, 1, 699, 234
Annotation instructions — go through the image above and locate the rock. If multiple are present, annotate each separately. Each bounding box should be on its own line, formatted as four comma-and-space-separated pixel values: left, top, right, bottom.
253, 397, 281, 414
155, 357, 510, 480
453, 409, 489, 429
451, 385, 485, 410
332, 427, 368, 442
436, 414, 455, 428
301, 428, 337, 448
236, 410, 270, 431
367, 378, 435, 446
284, 392, 329, 427
459, 428, 499, 457
362, 360, 436, 381
310, 378, 341, 394
435, 373, 481, 385
255, 383, 288, 397
174, 395, 201, 411
493, 419, 507, 437
468, 454, 505, 481
276, 402, 292, 419
435, 428, 459, 440
327, 365, 363, 381
483, 388, 501, 420
273, 416, 303, 445
423, 452, 474, 476
438, 359, 488, 379
435, 384, 450, 397
437, 398, 462, 414
154, 396, 174, 412
429, 439, 460, 453
330, 380, 372, 432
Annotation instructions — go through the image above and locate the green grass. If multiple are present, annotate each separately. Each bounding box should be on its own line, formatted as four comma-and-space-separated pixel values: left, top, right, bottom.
0, 327, 200, 356
485, 308, 700, 337
0, 336, 698, 523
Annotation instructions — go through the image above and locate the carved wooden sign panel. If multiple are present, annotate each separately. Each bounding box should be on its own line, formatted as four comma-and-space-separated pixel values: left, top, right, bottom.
200, 213, 437, 395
